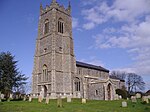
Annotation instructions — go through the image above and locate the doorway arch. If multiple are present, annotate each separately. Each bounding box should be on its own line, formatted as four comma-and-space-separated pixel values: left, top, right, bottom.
107, 83, 112, 100
41, 85, 48, 98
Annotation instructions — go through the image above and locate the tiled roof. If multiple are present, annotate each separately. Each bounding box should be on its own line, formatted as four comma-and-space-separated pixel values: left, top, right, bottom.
76, 61, 109, 73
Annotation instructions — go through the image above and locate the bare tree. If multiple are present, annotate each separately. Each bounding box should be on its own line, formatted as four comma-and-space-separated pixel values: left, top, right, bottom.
127, 73, 145, 93
110, 71, 127, 80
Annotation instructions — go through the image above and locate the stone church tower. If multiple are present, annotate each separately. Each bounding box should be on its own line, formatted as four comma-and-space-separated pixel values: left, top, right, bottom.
32, 0, 125, 100
32, 0, 76, 98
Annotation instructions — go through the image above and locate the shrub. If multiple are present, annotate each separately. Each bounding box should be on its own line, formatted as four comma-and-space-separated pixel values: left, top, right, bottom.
141, 101, 147, 105
116, 89, 127, 99
144, 107, 149, 111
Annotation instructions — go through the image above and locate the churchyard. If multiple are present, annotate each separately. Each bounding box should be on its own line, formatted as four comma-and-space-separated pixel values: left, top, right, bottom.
0, 98, 150, 112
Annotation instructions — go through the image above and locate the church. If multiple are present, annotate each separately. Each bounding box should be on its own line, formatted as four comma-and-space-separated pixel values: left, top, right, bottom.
32, 0, 125, 100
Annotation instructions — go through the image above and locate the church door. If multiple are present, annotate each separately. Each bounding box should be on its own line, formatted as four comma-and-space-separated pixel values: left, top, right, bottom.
42, 85, 47, 98
107, 83, 112, 100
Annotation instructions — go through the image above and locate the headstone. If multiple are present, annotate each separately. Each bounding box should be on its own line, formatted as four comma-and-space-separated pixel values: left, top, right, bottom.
57, 96, 62, 107
10, 94, 13, 99
122, 101, 127, 107
7, 98, 10, 102
131, 96, 137, 103
33, 94, 36, 97
0, 92, 1, 102
29, 96, 32, 102
38, 95, 43, 103
142, 96, 145, 101
40, 90, 44, 101
136, 93, 141, 98
142, 96, 149, 103
19, 94, 22, 99
82, 98, 86, 104
23, 96, 26, 101
119, 95, 122, 99
16, 95, 19, 99
145, 98, 149, 104
115, 94, 119, 100
67, 96, 71, 102
78, 93, 81, 98
7, 95, 11, 102
1, 94, 4, 99
45, 97, 49, 104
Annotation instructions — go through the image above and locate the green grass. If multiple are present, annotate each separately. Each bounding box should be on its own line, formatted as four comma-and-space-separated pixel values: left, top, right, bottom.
0, 99, 150, 112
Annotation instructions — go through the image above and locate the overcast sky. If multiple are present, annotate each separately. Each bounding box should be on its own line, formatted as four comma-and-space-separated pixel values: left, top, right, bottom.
0, 0, 150, 91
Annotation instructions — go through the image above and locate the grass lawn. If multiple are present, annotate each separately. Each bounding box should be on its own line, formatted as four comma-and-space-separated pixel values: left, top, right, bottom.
0, 98, 150, 112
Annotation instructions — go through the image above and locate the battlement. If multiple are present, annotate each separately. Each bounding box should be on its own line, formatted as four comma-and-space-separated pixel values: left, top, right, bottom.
40, 0, 71, 16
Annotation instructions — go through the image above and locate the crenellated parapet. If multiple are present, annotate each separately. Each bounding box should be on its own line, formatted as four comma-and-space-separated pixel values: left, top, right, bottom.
40, 0, 71, 16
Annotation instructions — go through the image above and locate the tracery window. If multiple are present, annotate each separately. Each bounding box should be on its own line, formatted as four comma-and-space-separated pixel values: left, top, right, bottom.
74, 77, 80, 91
43, 65, 48, 82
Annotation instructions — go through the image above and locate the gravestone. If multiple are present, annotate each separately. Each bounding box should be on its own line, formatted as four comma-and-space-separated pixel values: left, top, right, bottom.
45, 96, 49, 104
67, 96, 71, 102
57, 96, 63, 107
38, 95, 43, 103
23, 95, 26, 101
7, 98, 10, 102
40, 90, 44, 100
7, 95, 11, 102
142, 96, 149, 103
142, 96, 145, 101
1, 94, 4, 99
10, 94, 13, 99
145, 98, 149, 104
0, 92, 1, 102
29, 96, 32, 102
119, 95, 122, 99
16, 95, 19, 99
122, 101, 127, 107
131, 96, 137, 103
115, 94, 119, 100
136, 93, 141, 98
82, 98, 86, 104
78, 93, 81, 98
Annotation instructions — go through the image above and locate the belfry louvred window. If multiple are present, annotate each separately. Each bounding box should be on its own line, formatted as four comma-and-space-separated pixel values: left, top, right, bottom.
44, 19, 49, 34
58, 18, 64, 34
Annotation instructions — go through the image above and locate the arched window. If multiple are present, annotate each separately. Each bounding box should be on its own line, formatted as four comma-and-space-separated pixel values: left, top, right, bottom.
44, 19, 49, 34
43, 65, 48, 82
74, 77, 80, 91
58, 18, 64, 34
95, 90, 98, 95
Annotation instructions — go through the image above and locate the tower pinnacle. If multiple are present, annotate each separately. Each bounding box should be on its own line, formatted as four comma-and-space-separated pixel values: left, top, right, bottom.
40, 3, 43, 9
52, 0, 56, 3
69, 0, 71, 8
68, 0, 71, 13
40, 3, 44, 14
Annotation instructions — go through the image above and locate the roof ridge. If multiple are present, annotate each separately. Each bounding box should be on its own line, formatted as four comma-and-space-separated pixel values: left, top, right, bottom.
76, 61, 109, 72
